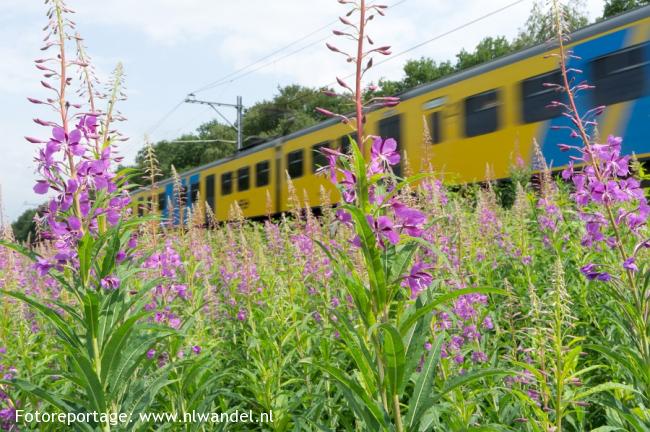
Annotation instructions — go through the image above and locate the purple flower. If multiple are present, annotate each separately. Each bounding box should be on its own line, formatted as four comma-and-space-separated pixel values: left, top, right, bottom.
482, 316, 494, 330
401, 261, 433, 299
100, 275, 120, 291
393, 203, 426, 238
34, 257, 52, 276
335, 209, 352, 226
580, 263, 610, 281
369, 137, 400, 173
33, 180, 49, 194
192, 345, 201, 355
320, 146, 343, 183
168, 316, 182, 329
367, 215, 400, 247
237, 309, 247, 321
340, 170, 357, 203
463, 325, 480, 342
623, 257, 638, 272
146, 349, 156, 359
471, 351, 488, 363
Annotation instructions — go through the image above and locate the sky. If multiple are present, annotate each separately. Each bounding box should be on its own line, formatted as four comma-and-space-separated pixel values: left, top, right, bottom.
0, 0, 605, 223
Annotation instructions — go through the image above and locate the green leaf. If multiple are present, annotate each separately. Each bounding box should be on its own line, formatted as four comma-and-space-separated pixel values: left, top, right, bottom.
405, 334, 443, 429
344, 204, 388, 309
0, 290, 81, 350
379, 323, 406, 397
77, 232, 95, 287
304, 361, 389, 430
100, 310, 150, 383
435, 369, 512, 402
573, 382, 638, 401
69, 354, 107, 413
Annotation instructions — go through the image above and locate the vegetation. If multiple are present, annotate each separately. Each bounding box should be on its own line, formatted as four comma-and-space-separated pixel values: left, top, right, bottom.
0, 1, 649, 431
603, 0, 650, 18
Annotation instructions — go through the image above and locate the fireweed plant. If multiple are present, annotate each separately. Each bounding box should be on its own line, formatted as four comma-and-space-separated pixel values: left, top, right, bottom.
0, 1, 178, 431
310, 1, 507, 431
544, 0, 650, 427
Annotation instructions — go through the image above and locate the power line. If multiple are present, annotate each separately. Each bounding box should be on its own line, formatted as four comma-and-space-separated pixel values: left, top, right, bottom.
370, 0, 529, 70
137, 6, 358, 148
138, 0, 524, 152
190, 22, 337, 94
144, 99, 185, 137
192, 0, 410, 94
283, 0, 531, 108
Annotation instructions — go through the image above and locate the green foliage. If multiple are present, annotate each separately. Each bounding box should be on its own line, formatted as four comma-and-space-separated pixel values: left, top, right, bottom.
242, 84, 348, 139
602, 0, 650, 18
377, 1, 589, 95
126, 85, 347, 188
513, 0, 588, 49
10, 208, 40, 244
456, 36, 514, 71
131, 120, 236, 185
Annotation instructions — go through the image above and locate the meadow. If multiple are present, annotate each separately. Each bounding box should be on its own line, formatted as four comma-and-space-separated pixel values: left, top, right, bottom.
0, 0, 649, 431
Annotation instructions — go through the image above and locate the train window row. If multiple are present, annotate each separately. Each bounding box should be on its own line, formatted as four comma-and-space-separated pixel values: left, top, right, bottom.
425, 42, 649, 140
593, 42, 649, 107
219, 160, 272, 196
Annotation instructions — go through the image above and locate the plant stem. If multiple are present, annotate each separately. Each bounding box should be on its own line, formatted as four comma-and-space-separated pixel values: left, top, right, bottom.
355, 0, 366, 153
54, 2, 84, 235
393, 394, 403, 432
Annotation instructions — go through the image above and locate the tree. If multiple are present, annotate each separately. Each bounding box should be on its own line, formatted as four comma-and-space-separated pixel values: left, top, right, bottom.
456, 36, 513, 70
11, 207, 40, 244
129, 120, 236, 186
513, 0, 588, 49
124, 85, 348, 187
242, 84, 348, 138
377, 58, 454, 95
602, 0, 650, 18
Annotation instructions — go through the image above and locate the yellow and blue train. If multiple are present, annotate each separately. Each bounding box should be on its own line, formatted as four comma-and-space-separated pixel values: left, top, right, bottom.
133, 6, 650, 223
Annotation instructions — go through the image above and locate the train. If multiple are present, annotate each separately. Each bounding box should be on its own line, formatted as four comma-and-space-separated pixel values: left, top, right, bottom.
132, 5, 650, 223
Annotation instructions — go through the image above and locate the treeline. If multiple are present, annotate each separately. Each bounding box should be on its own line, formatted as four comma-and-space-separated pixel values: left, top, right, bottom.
10, 0, 648, 241
127, 1, 590, 184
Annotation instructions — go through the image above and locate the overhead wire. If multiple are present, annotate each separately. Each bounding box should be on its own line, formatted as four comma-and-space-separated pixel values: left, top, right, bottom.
137, 2, 379, 147
191, 0, 410, 94
278, 0, 531, 110
139, 0, 527, 153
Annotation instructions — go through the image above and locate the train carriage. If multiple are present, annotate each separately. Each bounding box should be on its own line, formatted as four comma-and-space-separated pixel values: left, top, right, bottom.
133, 6, 650, 224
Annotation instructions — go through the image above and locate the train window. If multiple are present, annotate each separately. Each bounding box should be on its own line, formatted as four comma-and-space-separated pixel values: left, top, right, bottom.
256, 160, 270, 187
521, 70, 564, 123
340, 132, 358, 154
221, 172, 233, 195
189, 182, 199, 205
592, 43, 649, 107
158, 192, 166, 211
312, 142, 331, 173
287, 149, 304, 178
378, 114, 402, 176
237, 167, 250, 191
464, 90, 499, 137
205, 174, 215, 210
429, 111, 442, 144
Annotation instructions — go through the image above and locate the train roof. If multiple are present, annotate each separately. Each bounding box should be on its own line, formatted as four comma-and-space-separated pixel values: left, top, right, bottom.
134, 5, 650, 193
